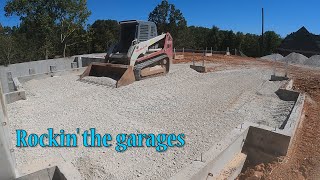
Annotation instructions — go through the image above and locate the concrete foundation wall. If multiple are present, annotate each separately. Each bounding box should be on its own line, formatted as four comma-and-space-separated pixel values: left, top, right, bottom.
0, 57, 74, 94
0, 83, 16, 179
18, 68, 85, 84
0, 53, 106, 94
243, 127, 290, 165
171, 81, 305, 180
81, 57, 105, 67
3, 68, 85, 104
170, 125, 249, 180
5, 91, 26, 104
0, 69, 83, 179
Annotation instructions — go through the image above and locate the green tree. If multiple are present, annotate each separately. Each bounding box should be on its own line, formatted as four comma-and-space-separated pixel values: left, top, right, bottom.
0, 25, 16, 65
189, 26, 210, 49
89, 20, 120, 53
55, 0, 91, 57
263, 31, 282, 55
241, 33, 261, 57
175, 27, 194, 48
148, 0, 187, 40
5, 0, 56, 59
63, 28, 90, 56
12, 23, 43, 62
206, 26, 221, 50
5, 0, 91, 58
235, 32, 245, 50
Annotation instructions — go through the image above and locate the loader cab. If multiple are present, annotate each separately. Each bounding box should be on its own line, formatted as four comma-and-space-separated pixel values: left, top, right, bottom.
115, 20, 158, 53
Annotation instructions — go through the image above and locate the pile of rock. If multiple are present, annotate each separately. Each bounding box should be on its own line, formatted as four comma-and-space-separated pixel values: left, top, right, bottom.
261, 52, 320, 68
280, 52, 308, 64
260, 54, 283, 61
304, 55, 320, 67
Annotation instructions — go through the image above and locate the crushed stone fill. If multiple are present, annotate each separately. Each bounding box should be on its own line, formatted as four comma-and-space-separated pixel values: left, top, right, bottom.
304, 55, 320, 67
260, 54, 284, 61
281, 52, 308, 65
7, 64, 295, 180
81, 76, 117, 87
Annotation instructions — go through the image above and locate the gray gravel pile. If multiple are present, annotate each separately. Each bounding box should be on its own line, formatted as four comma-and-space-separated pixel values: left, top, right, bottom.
281, 52, 308, 64
260, 54, 284, 61
81, 76, 117, 87
304, 55, 320, 67
7, 64, 294, 180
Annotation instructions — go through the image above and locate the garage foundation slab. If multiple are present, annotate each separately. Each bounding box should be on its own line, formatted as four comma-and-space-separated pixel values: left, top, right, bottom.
170, 86, 305, 180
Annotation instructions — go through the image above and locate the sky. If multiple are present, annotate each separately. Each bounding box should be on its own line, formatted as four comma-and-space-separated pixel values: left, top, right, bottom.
0, 0, 319, 37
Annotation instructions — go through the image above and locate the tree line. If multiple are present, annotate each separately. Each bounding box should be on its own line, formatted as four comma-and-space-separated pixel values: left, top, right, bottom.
0, 0, 282, 66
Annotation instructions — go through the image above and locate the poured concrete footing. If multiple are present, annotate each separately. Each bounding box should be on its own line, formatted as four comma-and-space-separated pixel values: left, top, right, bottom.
4, 91, 26, 104
270, 75, 289, 81
215, 153, 247, 180
4, 77, 26, 104
190, 65, 207, 73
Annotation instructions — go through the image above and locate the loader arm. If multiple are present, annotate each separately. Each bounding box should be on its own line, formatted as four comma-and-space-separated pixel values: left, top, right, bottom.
129, 34, 167, 66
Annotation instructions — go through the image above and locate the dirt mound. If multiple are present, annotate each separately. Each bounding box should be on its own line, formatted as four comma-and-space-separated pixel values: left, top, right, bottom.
304, 55, 320, 67
281, 52, 308, 64
260, 54, 284, 61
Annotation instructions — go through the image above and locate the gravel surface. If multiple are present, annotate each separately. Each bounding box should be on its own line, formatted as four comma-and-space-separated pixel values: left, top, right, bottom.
7, 64, 295, 180
226, 80, 295, 128
304, 55, 320, 67
281, 52, 308, 64
260, 54, 284, 61
81, 76, 117, 87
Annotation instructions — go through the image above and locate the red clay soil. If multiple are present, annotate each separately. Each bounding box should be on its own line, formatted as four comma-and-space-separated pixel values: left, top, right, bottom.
173, 52, 280, 69
173, 53, 257, 65
175, 53, 320, 180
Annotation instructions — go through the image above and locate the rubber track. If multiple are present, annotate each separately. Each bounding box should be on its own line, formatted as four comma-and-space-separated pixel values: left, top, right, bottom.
134, 54, 168, 81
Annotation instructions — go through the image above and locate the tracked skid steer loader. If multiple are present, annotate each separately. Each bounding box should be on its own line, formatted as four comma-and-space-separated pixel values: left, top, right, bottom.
80, 20, 173, 87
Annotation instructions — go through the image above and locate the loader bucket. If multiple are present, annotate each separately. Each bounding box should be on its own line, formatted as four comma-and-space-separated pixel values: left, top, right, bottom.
80, 63, 136, 88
